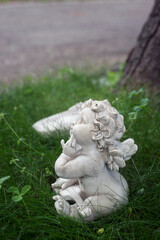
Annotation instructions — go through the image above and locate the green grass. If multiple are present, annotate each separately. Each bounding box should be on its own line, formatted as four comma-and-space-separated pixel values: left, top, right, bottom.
0, 68, 160, 239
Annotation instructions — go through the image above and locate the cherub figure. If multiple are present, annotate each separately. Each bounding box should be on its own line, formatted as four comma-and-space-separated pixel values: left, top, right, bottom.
52, 99, 138, 221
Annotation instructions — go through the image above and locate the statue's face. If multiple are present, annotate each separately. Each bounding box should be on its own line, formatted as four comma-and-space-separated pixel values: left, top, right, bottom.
71, 108, 95, 145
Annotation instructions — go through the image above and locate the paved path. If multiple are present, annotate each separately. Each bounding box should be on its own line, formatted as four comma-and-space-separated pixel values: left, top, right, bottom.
0, 0, 154, 84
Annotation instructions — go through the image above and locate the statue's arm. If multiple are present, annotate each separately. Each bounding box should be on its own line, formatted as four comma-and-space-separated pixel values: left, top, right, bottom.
55, 153, 89, 179
52, 177, 78, 190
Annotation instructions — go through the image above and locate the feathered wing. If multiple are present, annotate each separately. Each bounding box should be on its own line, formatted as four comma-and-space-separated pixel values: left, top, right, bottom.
119, 138, 138, 161
107, 138, 138, 171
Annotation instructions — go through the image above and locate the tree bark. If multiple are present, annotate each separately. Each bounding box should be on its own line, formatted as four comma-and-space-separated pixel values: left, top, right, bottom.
121, 0, 160, 87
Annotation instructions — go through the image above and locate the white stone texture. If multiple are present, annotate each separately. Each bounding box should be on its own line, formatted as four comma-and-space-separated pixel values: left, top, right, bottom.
51, 99, 138, 221
33, 102, 85, 136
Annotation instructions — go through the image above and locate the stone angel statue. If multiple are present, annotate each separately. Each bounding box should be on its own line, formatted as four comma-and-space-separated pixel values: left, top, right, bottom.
52, 99, 138, 221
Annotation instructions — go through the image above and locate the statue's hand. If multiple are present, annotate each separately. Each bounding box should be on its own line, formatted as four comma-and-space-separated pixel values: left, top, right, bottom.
61, 136, 82, 158
52, 178, 78, 190
52, 178, 67, 190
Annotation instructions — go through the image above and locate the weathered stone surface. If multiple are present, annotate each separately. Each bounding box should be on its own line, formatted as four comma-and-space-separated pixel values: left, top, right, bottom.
52, 99, 138, 221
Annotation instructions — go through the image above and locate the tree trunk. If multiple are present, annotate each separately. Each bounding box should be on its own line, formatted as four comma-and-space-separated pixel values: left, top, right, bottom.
121, 0, 160, 87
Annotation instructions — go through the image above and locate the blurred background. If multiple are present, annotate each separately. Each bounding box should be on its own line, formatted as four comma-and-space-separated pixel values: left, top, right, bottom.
1, 1, 160, 239
0, 0, 154, 84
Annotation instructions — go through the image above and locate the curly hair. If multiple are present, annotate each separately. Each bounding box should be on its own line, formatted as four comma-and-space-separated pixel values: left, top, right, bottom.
82, 99, 126, 171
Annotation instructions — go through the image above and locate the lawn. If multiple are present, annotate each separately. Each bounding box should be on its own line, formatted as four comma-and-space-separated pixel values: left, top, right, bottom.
0, 68, 160, 239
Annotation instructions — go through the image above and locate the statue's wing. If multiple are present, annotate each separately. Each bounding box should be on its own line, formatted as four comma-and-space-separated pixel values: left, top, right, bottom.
108, 139, 138, 171
32, 102, 84, 136
120, 139, 138, 161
